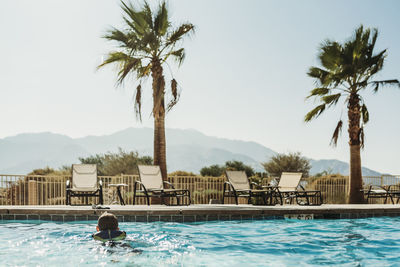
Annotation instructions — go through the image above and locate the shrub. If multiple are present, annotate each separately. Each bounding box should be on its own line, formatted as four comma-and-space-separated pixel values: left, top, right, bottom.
262, 152, 310, 177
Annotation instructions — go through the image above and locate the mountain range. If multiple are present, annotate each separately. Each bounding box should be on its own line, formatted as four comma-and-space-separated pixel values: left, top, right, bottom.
0, 127, 381, 176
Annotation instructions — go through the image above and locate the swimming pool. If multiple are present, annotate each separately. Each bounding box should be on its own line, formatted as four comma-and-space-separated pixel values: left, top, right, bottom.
1, 218, 399, 266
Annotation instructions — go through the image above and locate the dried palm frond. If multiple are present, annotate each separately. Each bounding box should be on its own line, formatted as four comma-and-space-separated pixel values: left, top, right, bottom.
134, 84, 142, 121
330, 120, 343, 146
167, 79, 180, 112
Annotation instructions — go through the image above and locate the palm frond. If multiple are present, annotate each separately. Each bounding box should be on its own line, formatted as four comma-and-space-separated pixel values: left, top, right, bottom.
307, 67, 330, 86
134, 84, 142, 121
142, 1, 153, 30
360, 104, 369, 124
164, 48, 185, 66
304, 104, 326, 122
167, 79, 180, 112
154, 1, 169, 36
306, 87, 330, 99
319, 40, 342, 71
370, 79, 400, 93
120, 0, 150, 35
166, 24, 195, 47
141, 32, 158, 51
330, 120, 343, 146
367, 28, 378, 58
97, 51, 142, 84
322, 93, 341, 107
137, 63, 152, 77
103, 27, 130, 45
97, 51, 131, 69
116, 57, 142, 84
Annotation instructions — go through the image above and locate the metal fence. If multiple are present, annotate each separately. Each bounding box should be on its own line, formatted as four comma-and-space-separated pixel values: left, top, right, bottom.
1, 174, 399, 205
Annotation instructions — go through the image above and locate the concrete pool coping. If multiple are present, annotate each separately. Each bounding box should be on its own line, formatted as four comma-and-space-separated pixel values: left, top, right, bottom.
1, 204, 400, 222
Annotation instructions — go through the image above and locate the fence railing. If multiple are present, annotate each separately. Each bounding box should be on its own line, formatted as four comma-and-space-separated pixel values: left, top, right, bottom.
0, 174, 399, 205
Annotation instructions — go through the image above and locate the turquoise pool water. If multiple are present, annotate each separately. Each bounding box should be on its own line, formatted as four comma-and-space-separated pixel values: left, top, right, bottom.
1, 217, 399, 266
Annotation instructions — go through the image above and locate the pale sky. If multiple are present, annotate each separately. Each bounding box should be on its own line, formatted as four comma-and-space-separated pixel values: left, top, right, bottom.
1, 0, 399, 174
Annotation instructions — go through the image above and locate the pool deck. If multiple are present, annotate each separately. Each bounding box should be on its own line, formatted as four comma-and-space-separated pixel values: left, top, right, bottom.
2, 204, 400, 222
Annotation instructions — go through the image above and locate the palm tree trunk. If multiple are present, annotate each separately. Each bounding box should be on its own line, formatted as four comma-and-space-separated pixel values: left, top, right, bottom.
347, 93, 364, 204
154, 115, 167, 180
349, 144, 363, 203
151, 59, 168, 181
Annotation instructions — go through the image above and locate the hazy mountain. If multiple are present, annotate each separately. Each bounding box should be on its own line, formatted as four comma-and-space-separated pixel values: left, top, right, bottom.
0, 132, 90, 174
0, 128, 382, 176
309, 159, 381, 177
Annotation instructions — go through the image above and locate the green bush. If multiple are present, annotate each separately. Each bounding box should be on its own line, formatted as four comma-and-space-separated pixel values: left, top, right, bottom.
262, 152, 310, 177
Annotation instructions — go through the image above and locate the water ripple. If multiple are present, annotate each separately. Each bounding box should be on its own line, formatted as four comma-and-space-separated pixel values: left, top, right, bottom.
1, 218, 400, 266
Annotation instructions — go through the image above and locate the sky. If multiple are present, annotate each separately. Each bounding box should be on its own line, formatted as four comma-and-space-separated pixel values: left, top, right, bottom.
0, 0, 399, 174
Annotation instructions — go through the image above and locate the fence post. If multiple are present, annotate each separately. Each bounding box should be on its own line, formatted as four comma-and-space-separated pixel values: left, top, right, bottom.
28, 180, 38, 205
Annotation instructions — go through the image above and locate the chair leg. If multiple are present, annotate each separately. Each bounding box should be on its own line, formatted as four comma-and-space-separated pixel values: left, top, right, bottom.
234, 193, 238, 205
276, 193, 283, 206
145, 193, 150, 206
262, 193, 267, 205
248, 192, 252, 205
99, 189, 104, 205
222, 193, 225, 204
117, 188, 124, 205
305, 193, 310, 205
389, 194, 394, 204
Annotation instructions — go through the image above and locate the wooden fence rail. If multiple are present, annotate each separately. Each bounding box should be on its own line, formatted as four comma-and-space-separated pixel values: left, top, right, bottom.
0, 174, 399, 205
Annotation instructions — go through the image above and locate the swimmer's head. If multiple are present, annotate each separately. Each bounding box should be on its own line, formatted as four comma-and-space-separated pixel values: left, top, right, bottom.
96, 212, 119, 231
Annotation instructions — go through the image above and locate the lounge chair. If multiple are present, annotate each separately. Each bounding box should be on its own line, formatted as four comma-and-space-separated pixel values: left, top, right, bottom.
274, 172, 322, 206
134, 165, 191, 206
66, 164, 103, 205
363, 185, 394, 204
223, 171, 274, 205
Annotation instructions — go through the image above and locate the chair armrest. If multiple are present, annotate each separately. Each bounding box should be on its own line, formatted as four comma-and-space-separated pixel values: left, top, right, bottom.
224, 181, 235, 192
250, 181, 259, 189
369, 185, 388, 192
163, 181, 176, 189
298, 185, 306, 191
134, 181, 147, 192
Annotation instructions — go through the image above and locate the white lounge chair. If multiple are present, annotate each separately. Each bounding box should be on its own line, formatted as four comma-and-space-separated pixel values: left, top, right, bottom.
363, 185, 393, 204
274, 172, 322, 205
223, 171, 274, 205
66, 164, 103, 205
134, 165, 191, 205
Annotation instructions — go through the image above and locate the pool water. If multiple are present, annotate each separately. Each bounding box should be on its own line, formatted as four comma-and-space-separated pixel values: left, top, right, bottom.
1, 217, 400, 266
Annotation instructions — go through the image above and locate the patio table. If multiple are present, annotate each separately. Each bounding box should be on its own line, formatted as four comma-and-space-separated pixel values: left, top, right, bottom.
109, 184, 128, 205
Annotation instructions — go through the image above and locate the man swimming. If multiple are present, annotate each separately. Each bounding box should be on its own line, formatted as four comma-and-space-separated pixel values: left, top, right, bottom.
93, 212, 126, 242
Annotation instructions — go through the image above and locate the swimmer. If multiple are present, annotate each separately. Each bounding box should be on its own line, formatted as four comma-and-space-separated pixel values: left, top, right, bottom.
93, 212, 126, 242
93, 212, 142, 254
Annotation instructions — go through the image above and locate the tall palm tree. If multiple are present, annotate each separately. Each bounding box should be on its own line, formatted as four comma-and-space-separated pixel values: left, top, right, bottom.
305, 25, 399, 203
98, 1, 194, 180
